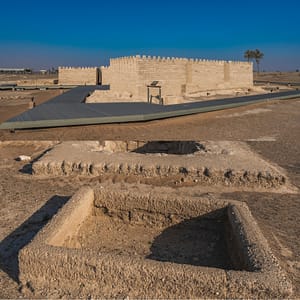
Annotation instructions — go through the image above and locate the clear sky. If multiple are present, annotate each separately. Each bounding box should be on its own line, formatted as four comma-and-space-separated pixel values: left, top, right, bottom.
0, 0, 299, 71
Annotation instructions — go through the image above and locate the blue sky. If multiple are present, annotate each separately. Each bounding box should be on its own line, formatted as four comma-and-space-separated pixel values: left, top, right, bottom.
0, 0, 299, 70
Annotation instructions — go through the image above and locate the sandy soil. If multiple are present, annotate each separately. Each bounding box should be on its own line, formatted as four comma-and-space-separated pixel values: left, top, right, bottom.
71, 213, 232, 270
0, 71, 299, 298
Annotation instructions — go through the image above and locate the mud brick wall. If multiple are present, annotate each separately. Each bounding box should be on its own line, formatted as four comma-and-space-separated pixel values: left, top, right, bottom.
58, 67, 99, 85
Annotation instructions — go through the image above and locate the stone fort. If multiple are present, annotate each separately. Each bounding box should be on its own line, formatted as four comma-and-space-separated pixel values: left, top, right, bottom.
59, 55, 253, 104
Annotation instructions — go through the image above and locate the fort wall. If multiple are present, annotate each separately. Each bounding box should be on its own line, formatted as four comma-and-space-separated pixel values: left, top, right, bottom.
58, 67, 99, 85
228, 62, 253, 88
99, 56, 253, 101
108, 57, 138, 97
59, 56, 253, 102
136, 56, 187, 100
186, 60, 225, 92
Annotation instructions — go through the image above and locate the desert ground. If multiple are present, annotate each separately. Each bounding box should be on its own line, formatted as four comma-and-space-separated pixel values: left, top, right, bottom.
0, 72, 299, 298
254, 71, 300, 83
0, 73, 57, 85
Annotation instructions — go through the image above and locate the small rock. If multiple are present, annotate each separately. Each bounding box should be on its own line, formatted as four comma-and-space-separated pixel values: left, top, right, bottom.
16, 155, 31, 162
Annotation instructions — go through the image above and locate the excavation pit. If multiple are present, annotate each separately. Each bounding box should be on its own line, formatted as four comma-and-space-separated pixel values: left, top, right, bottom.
32, 140, 289, 190
114, 140, 204, 155
64, 206, 234, 270
19, 186, 293, 298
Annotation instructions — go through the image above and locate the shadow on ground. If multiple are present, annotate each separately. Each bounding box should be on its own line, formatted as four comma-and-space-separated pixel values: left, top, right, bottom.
147, 209, 237, 270
0, 195, 69, 282
133, 141, 205, 155
18, 148, 52, 175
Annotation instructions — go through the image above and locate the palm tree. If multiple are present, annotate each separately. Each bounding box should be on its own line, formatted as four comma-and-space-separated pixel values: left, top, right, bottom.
244, 50, 254, 62
253, 49, 264, 73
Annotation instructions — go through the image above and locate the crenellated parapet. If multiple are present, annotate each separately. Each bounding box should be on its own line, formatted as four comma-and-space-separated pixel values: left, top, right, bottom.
101, 54, 253, 100
58, 54, 252, 94
107, 55, 251, 66
59, 66, 99, 70
58, 66, 100, 85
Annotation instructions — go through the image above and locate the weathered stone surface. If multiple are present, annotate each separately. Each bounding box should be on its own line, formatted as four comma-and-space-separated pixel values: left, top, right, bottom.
32, 140, 289, 190
19, 186, 293, 298
58, 67, 99, 85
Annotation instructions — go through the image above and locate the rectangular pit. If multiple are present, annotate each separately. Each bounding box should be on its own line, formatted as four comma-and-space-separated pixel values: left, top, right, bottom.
19, 186, 292, 298
32, 140, 288, 190
63, 206, 234, 270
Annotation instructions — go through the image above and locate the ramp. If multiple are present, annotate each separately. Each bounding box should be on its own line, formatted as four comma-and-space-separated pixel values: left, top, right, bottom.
0, 86, 299, 130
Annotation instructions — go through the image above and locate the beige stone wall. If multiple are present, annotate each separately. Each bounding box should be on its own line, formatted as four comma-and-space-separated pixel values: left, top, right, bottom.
136, 56, 187, 101
186, 60, 253, 93
100, 66, 111, 85
186, 60, 226, 92
228, 62, 253, 88
107, 57, 138, 97
58, 67, 99, 85
100, 56, 253, 101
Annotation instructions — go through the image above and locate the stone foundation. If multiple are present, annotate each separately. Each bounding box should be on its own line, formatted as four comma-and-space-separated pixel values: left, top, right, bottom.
32, 141, 288, 190
19, 186, 293, 298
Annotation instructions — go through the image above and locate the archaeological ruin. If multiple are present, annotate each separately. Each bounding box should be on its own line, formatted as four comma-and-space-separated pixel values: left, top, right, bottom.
19, 186, 293, 298
59, 55, 253, 104
32, 140, 290, 191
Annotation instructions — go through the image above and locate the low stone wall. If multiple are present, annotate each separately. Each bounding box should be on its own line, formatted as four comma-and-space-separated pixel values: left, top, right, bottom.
19, 186, 293, 298
16, 79, 57, 86
32, 141, 288, 190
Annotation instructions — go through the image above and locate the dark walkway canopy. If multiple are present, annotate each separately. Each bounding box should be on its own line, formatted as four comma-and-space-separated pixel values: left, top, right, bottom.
1, 86, 299, 130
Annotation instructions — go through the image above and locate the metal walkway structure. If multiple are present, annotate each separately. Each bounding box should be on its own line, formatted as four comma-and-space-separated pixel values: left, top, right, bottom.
1, 86, 300, 130
0, 84, 80, 91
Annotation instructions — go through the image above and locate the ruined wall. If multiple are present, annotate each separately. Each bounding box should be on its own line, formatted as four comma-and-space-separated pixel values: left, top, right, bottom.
100, 56, 253, 101
58, 67, 99, 85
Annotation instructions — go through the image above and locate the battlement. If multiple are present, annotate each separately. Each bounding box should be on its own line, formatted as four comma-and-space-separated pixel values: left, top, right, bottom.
109, 55, 251, 66
58, 54, 253, 96
59, 66, 99, 70
58, 67, 99, 85
103, 55, 253, 101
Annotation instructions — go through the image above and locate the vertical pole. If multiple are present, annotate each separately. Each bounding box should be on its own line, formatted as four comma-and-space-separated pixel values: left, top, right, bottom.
159, 87, 162, 105
147, 86, 149, 103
